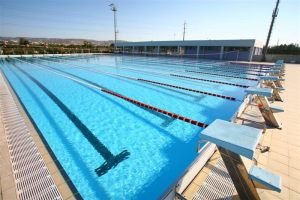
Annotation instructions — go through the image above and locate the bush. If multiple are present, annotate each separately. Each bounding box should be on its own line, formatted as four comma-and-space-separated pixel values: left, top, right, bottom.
19, 38, 30, 46
268, 43, 300, 55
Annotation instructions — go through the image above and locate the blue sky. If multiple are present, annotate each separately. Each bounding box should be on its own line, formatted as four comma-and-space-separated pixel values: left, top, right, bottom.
0, 0, 299, 45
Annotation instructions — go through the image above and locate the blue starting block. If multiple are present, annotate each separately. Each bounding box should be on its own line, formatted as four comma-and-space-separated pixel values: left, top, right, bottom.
201, 119, 262, 159
259, 76, 279, 81
250, 165, 282, 192
268, 69, 282, 74
245, 87, 273, 98
270, 105, 284, 113
275, 60, 284, 66
200, 119, 282, 199
275, 86, 285, 91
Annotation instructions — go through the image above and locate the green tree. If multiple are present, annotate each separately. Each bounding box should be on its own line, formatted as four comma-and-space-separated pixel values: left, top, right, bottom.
19, 37, 30, 46
268, 43, 300, 55
83, 41, 93, 48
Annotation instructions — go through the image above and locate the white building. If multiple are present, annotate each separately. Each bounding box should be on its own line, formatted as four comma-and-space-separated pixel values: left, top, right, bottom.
117, 39, 263, 61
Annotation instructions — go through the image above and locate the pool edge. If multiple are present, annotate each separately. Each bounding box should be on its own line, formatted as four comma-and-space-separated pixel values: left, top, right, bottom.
0, 70, 83, 200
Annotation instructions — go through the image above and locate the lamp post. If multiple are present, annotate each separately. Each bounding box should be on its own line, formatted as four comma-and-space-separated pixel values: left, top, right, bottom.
183, 20, 186, 41
261, 0, 280, 61
109, 3, 118, 53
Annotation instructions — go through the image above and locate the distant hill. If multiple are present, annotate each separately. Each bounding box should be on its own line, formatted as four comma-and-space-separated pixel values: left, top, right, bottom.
0, 37, 127, 45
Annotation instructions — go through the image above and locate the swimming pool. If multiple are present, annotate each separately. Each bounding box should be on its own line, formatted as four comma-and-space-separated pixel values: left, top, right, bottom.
0, 55, 262, 199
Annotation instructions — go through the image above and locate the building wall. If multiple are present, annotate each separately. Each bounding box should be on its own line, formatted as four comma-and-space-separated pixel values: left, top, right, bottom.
252, 54, 300, 64
118, 40, 262, 61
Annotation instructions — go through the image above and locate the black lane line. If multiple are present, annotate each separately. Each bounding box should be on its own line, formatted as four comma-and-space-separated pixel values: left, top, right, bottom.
13, 64, 130, 177
23, 59, 208, 128
136, 78, 236, 101
120, 59, 266, 76
41, 57, 251, 88
118, 58, 267, 74
185, 70, 258, 81
27, 59, 109, 90
169, 74, 249, 88
34, 59, 181, 125
36, 59, 236, 101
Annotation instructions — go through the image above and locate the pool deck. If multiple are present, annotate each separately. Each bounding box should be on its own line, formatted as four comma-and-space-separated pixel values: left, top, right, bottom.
183, 63, 300, 200
0, 72, 77, 200
1, 61, 299, 200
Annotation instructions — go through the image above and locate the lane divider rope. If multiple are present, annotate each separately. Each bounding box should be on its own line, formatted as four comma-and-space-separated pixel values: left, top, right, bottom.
118, 58, 268, 74
101, 89, 209, 128
33, 58, 237, 101
170, 74, 249, 88
136, 78, 236, 100
40, 57, 252, 88
14, 58, 209, 128
185, 70, 258, 81
40, 58, 236, 101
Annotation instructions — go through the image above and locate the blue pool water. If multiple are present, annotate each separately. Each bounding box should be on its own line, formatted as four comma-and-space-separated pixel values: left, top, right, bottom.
0, 55, 260, 199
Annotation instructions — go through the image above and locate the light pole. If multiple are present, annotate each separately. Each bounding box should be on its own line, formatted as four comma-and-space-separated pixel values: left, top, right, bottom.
261, 0, 280, 61
183, 20, 186, 41
109, 3, 118, 52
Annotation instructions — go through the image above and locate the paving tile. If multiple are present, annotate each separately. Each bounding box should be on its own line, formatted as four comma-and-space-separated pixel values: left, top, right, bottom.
289, 139, 300, 147
270, 145, 289, 157
289, 159, 300, 170
269, 151, 289, 164
46, 161, 59, 174
0, 174, 15, 192
288, 135, 300, 142
272, 134, 289, 143
289, 177, 300, 193
289, 190, 300, 200
183, 182, 199, 200
2, 187, 18, 200
288, 145, 300, 152
257, 154, 269, 166
58, 183, 73, 200
289, 151, 300, 161
42, 153, 53, 164
265, 186, 289, 200
36, 146, 49, 156
259, 190, 282, 200
51, 172, 65, 187
289, 167, 300, 181
66, 195, 77, 200
193, 170, 209, 186
271, 140, 289, 149
267, 159, 289, 176
0, 162, 13, 176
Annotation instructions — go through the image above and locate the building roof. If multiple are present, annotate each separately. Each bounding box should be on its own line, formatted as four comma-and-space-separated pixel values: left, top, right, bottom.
117, 39, 263, 48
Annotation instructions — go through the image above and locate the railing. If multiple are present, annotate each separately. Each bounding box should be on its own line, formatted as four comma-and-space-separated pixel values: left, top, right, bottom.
0, 47, 113, 55
116, 50, 249, 61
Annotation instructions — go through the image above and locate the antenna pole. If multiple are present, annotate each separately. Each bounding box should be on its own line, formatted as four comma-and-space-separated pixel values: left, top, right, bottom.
261, 0, 280, 61
183, 20, 187, 41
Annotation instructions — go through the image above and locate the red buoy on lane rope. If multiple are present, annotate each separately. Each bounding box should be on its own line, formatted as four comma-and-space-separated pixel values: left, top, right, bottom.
101, 89, 209, 128
170, 74, 249, 88
137, 78, 236, 101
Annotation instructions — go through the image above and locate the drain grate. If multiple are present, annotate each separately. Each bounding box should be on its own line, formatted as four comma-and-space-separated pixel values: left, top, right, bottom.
192, 159, 237, 200
0, 74, 62, 200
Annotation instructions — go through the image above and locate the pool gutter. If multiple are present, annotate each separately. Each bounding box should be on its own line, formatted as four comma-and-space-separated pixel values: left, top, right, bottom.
0, 70, 82, 200
0, 53, 111, 59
